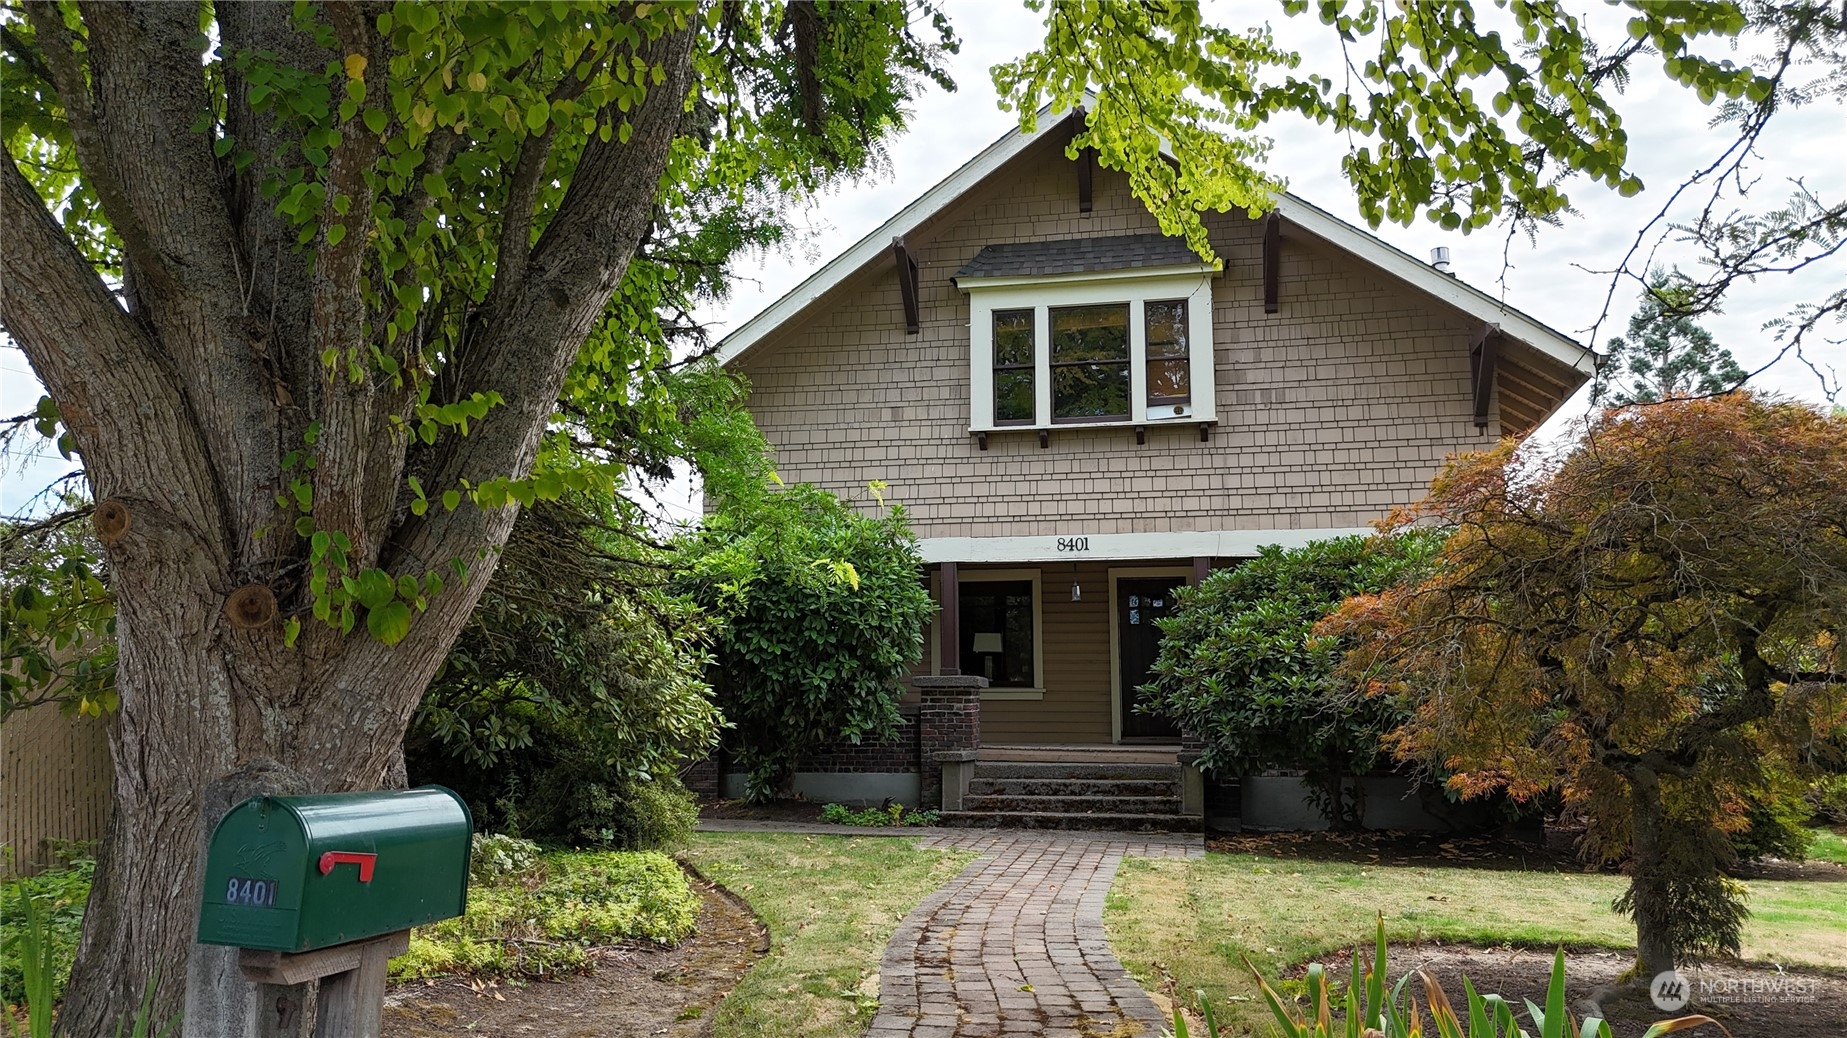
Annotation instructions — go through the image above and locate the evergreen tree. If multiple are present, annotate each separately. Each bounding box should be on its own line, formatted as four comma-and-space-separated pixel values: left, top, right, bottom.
1599, 271, 1748, 405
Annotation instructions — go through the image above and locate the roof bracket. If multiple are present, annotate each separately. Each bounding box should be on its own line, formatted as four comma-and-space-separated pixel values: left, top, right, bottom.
1073, 105, 1094, 213
892, 236, 921, 334
1263, 212, 1282, 314
976, 431, 989, 451
1470, 323, 1502, 430
1038, 429, 1050, 449
1199, 422, 1211, 443
1134, 425, 1146, 446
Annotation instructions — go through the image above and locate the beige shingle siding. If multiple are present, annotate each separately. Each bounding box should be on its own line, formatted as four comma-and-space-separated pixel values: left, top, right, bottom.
736, 138, 1499, 541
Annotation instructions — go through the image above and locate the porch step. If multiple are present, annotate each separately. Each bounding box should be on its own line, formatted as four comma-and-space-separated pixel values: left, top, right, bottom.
967, 778, 1178, 798
961, 793, 1182, 815
969, 761, 1180, 782
938, 810, 1201, 833
944, 760, 1194, 832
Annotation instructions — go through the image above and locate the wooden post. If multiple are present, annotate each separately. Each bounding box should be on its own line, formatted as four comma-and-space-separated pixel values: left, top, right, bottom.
937, 562, 960, 676
238, 930, 410, 1038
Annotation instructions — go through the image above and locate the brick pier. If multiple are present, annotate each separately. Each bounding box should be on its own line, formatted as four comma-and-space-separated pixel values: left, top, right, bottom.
868, 829, 1201, 1038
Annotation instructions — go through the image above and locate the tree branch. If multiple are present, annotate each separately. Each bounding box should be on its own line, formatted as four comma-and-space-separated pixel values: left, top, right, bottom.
1, 153, 225, 550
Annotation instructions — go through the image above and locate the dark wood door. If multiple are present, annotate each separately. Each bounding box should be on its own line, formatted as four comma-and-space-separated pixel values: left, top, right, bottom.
1118, 576, 1184, 739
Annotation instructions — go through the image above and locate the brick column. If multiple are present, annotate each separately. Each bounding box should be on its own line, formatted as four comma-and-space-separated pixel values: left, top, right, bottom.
913, 675, 986, 809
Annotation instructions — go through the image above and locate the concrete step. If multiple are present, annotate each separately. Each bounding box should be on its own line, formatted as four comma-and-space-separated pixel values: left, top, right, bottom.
938, 810, 1202, 833
970, 761, 1180, 782
967, 778, 1178, 798
962, 794, 1182, 815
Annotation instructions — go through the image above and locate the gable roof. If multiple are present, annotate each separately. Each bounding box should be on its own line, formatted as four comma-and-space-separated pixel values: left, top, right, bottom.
952, 233, 1208, 282
717, 104, 1595, 377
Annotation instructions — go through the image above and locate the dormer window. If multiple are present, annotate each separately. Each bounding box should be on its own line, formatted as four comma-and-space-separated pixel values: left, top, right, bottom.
956, 235, 1220, 435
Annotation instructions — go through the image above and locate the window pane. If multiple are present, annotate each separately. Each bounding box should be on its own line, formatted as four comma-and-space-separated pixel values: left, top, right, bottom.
1050, 304, 1129, 362
1146, 359, 1191, 406
1051, 304, 1130, 420
958, 580, 1035, 687
1052, 362, 1130, 420
994, 370, 1034, 423
993, 309, 1035, 366
1145, 300, 1189, 359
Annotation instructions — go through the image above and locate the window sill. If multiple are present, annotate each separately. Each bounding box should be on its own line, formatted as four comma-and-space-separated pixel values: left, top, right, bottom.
970, 415, 1205, 434
979, 689, 1045, 701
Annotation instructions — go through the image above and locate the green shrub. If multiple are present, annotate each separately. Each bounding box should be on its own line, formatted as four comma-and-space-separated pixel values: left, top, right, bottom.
1141, 532, 1443, 828
391, 849, 699, 982
819, 802, 939, 827
1732, 787, 1814, 862
408, 497, 721, 849
0, 856, 91, 1008
524, 772, 699, 850
682, 481, 933, 802
469, 833, 543, 884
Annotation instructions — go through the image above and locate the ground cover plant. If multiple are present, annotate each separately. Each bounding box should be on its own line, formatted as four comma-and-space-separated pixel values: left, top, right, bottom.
389, 844, 698, 981
1106, 847, 1844, 1037
819, 802, 940, 827
0, 855, 92, 1011
681, 832, 974, 1038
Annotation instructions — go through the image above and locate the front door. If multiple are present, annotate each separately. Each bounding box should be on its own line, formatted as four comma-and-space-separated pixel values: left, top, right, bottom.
1117, 576, 1184, 740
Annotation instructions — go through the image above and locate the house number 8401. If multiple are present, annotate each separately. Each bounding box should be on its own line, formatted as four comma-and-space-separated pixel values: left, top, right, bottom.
1056, 537, 1090, 552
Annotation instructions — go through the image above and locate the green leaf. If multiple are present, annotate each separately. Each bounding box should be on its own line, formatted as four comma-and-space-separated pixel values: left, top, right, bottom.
363, 108, 389, 135
525, 100, 550, 133
366, 600, 411, 644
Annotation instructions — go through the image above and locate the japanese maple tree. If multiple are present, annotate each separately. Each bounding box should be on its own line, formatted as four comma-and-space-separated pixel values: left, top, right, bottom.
1324, 393, 1847, 979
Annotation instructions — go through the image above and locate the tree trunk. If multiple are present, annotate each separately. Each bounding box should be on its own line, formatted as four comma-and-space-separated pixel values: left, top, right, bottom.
58, 538, 469, 1037
1627, 767, 1678, 981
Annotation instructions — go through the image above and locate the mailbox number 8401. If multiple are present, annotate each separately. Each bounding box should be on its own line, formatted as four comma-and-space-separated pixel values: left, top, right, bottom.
225, 876, 278, 907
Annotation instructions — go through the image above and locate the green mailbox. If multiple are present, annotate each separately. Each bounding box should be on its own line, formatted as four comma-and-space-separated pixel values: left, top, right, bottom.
197, 786, 472, 953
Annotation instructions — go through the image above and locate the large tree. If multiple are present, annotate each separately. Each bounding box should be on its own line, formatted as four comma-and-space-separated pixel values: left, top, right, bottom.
0, 2, 953, 1029
1323, 393, 1847, 980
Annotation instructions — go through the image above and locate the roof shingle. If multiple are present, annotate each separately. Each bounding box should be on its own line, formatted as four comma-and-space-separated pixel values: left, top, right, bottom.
952, 234, 1206, 282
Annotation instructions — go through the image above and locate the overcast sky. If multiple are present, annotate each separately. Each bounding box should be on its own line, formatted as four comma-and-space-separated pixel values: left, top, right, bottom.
4, 1, 1841, 518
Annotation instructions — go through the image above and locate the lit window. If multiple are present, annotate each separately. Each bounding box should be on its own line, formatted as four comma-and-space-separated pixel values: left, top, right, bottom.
958, 580, 1035, 687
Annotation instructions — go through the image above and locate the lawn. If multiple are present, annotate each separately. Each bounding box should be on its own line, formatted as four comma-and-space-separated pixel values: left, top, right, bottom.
1808, 826, 1847, 865
681, 832, 974, 1038
1104, 849, 1847, 1035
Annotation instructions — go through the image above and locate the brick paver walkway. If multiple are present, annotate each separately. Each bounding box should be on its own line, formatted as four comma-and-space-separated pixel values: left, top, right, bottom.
868, 829, 1203, 1038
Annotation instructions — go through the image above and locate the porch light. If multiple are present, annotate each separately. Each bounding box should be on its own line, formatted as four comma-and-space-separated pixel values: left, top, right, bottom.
1071, 582, 1081, 602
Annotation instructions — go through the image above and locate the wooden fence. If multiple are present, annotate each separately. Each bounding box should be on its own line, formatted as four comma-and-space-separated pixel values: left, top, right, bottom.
1, 703, 112, 876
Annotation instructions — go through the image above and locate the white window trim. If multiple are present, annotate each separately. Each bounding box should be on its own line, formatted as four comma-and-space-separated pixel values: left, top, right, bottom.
934, 568, 1045, 696
964, 266, 1219, 433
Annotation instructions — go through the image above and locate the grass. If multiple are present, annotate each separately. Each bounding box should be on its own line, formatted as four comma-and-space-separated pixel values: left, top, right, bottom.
1105, 850, 1847, 1036
1808, 826, 1847, 865
390, 848, 699, 981
682, 832, 974, 1038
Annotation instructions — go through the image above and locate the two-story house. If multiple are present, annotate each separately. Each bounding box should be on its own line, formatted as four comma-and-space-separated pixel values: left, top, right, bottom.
703, 105, 1592, 830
